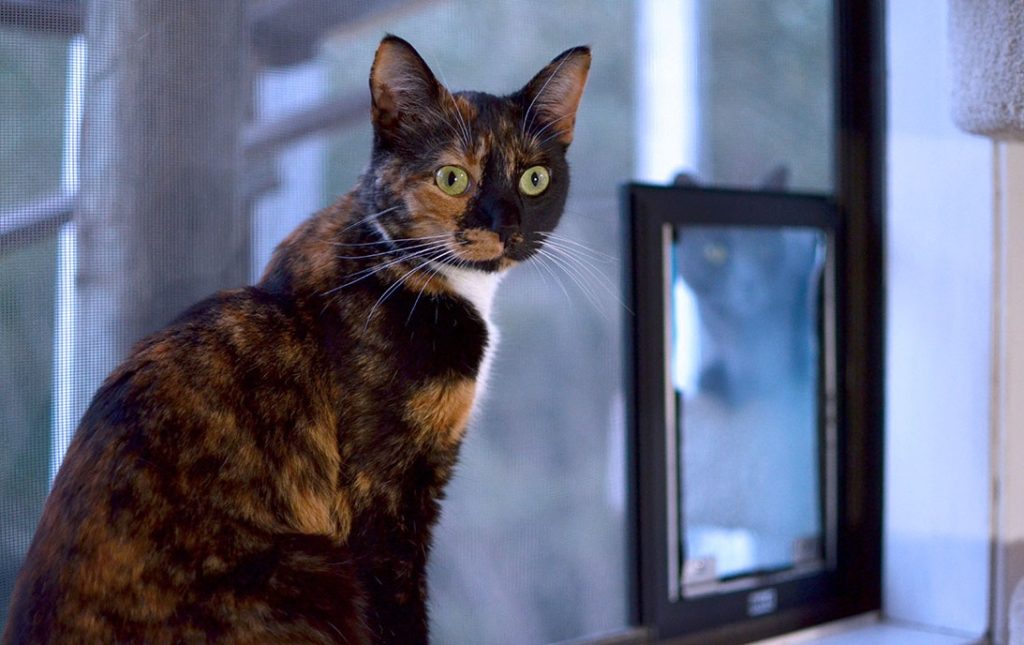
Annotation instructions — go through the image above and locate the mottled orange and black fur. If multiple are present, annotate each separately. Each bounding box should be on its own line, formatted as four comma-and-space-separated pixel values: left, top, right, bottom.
3, 36, 589, 644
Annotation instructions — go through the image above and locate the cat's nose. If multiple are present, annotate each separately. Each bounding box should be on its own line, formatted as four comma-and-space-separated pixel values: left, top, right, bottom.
482, 197, 521, 242
495, 224, 522, 244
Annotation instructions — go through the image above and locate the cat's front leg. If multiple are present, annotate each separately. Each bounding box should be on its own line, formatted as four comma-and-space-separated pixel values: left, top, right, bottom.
360, 543, 429, 645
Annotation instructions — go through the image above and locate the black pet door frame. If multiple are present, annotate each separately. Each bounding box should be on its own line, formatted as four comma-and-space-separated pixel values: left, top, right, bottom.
627, 186, 860, 643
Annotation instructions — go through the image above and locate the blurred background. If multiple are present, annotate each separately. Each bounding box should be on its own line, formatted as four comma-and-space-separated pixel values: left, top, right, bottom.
0, 1, 831, 641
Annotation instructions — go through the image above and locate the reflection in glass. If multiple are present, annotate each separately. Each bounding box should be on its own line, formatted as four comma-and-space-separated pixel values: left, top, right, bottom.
671, 225, 827, 592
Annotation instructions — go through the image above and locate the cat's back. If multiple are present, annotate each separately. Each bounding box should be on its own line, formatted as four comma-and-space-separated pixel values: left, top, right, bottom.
3, 287, 369, 644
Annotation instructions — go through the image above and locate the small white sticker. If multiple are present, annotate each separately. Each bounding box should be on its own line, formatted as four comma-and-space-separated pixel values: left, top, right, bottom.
682, 556, 717, 585
747, 588, 778, 617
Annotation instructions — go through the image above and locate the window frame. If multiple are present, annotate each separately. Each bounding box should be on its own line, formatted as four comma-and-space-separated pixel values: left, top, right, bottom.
623, 0, 885, 641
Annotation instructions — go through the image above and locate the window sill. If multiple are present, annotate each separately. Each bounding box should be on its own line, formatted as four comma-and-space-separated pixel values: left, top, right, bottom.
559, 613, 978, 645
755, 613, 979, 645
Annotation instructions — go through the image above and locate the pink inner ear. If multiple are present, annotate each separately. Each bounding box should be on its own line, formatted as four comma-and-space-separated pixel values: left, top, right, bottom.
374, 55, 426, 95
370, 39, 444, 128
374, 40, 442, 103
528, 53, 591, 145
372, 83, 401, 130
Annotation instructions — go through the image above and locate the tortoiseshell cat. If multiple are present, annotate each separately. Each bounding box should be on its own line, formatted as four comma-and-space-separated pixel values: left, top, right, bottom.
3, 36, 590, 644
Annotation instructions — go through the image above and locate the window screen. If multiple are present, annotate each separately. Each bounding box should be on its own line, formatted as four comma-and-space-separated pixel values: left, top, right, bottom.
0, 2, 630, 642
1, 22, 73, 623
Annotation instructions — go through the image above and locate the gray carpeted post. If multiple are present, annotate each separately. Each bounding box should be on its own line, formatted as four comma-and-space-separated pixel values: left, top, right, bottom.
949, 0, 1024, 140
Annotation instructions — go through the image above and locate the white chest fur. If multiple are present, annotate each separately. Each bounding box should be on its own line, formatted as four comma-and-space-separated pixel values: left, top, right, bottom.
436, 264, 503, 413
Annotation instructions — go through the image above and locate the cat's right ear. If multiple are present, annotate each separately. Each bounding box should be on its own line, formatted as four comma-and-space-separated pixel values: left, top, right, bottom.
369, 35, 444, 144
519, 46, 591, 147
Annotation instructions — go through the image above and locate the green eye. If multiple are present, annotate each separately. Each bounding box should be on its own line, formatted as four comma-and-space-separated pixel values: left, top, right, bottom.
704, 242, 729, 265
519, 166, 550, 196
435, 166, 469, 196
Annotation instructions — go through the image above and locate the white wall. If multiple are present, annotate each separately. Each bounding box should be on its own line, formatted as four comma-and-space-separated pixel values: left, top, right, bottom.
992, 141, 1024, 645
884, 0, 992, 636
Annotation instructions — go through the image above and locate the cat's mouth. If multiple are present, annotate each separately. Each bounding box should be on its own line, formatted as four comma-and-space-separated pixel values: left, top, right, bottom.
451, 228, 540, 270
453, 229, 504, 261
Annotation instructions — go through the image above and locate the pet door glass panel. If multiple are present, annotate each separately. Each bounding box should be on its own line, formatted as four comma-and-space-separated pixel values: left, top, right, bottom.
670, 224, 830, 595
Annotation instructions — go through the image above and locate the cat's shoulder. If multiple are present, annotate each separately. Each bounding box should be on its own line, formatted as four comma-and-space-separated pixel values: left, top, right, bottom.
89, 286, 315, 416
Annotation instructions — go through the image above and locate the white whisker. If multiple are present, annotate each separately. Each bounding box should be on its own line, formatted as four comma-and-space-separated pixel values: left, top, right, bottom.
334, 238, 453, 261
527, 112, 575, 148
538, 233, 618, 263
533, 251, 573, 307
522, 53, 573, 136
364, 257, 435, 330
330, 232, 451, 249
406, 247, 461, 323
338, 206, 400, 234
543, 243, 619, 291
536, 247, 606, 318
541, 243, 633, 315
447, 93, 472, 149
532, 116, 579, 148
322, 242, 449, 298
429, 59, 473, 149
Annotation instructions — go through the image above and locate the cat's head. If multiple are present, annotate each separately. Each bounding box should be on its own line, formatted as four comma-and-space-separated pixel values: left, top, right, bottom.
677, 228, 819, 319
360, 35, 590, 273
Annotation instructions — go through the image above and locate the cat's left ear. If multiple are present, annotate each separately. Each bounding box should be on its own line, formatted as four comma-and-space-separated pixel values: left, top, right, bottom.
520, 46, 591, 146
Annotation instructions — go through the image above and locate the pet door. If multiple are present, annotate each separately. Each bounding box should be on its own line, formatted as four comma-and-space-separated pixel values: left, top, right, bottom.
626, 184, 863, 643
672, 223, 833, 595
